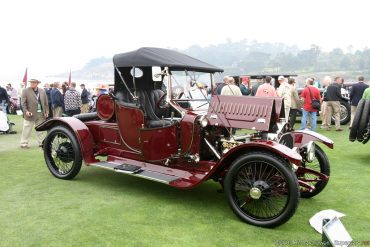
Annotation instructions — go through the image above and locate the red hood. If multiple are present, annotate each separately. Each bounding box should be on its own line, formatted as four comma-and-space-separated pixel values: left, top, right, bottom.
206, 95, 284, 131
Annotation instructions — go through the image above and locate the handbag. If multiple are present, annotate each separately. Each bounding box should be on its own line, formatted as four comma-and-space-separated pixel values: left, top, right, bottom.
308, 87, 321, 111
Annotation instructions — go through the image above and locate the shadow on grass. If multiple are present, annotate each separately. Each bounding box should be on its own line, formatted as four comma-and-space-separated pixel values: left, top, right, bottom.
64, 166, 236, 219
44, 163, 345, 230
56, 165, 335, 232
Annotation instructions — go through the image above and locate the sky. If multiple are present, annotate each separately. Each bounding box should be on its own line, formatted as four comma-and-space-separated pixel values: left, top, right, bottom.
0, 0, 369, 83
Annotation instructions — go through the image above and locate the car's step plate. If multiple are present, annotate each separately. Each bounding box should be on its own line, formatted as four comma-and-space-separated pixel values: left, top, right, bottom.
90, 161, 117, 170
130, 170, 179, 184
114, 164, 142, 173
89, 161, 179, 184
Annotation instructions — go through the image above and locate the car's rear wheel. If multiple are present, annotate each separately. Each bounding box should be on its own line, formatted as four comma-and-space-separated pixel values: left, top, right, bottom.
43, 126, 82, 179
224, 152, 299, 228
298, 145, 330, 198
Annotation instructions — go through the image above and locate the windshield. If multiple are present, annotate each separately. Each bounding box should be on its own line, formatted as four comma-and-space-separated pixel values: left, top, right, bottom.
168, 71, 216, 110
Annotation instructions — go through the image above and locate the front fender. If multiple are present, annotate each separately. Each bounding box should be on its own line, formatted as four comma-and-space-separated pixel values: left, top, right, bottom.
218, 140, 302, 167
36, 117, 97, 163
279, 130, 334, 149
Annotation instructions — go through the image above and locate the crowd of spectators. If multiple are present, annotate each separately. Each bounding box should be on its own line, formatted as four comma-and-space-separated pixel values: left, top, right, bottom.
0, 79, 111, 147
0, 80, 97, 119
1, 74, 369, 142
216, 75, 369, 132
45, 81, 91, 118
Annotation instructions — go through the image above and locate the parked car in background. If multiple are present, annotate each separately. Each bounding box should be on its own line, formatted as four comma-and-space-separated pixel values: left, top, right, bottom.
296, 86, 351, 125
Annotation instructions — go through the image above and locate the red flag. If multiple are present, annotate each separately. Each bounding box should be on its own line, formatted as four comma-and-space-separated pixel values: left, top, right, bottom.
22, 68, 28, 88
68, 70, 71, 86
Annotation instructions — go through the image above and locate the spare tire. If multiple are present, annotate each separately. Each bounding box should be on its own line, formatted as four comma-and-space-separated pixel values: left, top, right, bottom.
357, 100, 370, 142
349, 99, 365, 142
363, 127, 370, 144
73, 112, 99, 122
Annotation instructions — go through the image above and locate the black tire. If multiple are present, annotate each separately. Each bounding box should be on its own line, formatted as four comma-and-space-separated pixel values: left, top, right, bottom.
362, 126, 370, 144
331, 101, 350, 125
357, 100, 370, 142
224, 152, 299, 228
298, 145, 330, 198
43, 126, 82, 179
349, 99, 365, 142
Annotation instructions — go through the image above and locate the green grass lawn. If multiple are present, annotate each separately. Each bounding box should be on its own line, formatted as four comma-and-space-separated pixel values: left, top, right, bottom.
0, 115, 369, 247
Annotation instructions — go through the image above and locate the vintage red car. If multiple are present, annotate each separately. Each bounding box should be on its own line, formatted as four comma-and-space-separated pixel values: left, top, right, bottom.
36, 47, 334, 228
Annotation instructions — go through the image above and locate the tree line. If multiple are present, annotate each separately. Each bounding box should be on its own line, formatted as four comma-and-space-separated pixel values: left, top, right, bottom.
182, 40, 370, 79
69, 40, 370, 81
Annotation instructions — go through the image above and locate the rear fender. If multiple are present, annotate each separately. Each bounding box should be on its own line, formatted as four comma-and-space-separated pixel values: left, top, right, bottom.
217, 141, 302, 171
35, 117, 97, 163
279, 130, 334, 149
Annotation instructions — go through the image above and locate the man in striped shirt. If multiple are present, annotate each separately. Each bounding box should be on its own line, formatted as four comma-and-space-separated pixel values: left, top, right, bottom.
64, 82, 81, 116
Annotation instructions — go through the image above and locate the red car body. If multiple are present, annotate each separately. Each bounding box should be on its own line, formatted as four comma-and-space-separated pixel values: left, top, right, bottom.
36, 47, 334, 227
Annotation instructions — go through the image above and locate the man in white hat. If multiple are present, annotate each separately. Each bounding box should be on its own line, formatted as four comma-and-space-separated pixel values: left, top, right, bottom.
277, 75, 292, 122
20, 79, 49, 148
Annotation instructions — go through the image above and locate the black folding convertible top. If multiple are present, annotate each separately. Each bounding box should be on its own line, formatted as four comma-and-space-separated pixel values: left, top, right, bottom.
113, 47, 223, 73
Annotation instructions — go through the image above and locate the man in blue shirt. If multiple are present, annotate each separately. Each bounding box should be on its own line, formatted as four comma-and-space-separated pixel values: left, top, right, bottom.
80, 84, 89, 113
51, 82, 64, 117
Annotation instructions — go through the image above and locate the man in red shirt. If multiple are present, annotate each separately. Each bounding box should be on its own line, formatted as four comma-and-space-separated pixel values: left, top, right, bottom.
300, 78, 321, 131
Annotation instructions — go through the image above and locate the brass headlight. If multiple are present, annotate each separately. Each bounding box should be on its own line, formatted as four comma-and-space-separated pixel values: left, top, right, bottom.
199, 115, 208, 127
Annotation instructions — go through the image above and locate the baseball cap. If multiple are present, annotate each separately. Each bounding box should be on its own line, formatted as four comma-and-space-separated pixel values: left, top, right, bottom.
242, 76, 250, 83
278, 76, 285, 81
29, 79, 40, 84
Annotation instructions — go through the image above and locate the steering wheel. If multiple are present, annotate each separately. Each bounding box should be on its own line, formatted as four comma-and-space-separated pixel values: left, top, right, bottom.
156, 93, 168, 109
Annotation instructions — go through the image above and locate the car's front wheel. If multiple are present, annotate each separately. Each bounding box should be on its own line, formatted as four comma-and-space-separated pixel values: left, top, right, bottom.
224, 152, 299, 228
43, 126, 82, 179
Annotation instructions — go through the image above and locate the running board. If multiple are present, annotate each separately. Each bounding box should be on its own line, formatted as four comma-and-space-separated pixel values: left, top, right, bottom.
90, 161, 180, 184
